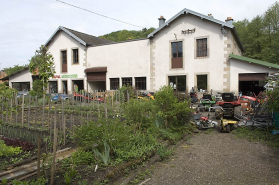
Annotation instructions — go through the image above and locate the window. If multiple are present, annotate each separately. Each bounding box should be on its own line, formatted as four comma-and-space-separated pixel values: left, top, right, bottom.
169, 75, 186, 91
61, 50, 67, 72
171, 41, 183, 68
73, 49, 79, 64
110, 78, 119, 90
197, 75, 207, 91
196, 38, 207, 57
135, 77, 146, 90
122, 77, 132, 87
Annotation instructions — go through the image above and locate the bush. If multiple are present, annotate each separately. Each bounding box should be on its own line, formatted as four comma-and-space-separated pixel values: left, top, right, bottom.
154, 86, 192, 128
122, 98, 155, 128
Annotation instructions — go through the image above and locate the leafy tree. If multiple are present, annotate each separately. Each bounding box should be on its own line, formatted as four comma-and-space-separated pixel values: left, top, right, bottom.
99, 27, 156, 42
234, 1, 279, 64
29, 45, 55, 95
3, 64, 29, 76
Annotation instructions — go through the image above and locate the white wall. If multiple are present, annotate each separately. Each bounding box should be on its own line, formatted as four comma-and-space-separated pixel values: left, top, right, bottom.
47, 31, 87, 94
230, 58, 278, 93
152, 14, 227, 93
87, 39, 150, 91
9, 70, 33, 89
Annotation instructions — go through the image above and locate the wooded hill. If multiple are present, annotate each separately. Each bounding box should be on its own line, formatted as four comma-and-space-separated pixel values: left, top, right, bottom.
234, 1, 279, 64
99, 27, 155, 42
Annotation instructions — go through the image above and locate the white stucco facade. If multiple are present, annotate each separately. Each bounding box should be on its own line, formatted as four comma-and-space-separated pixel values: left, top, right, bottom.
230, 58, 278, 94
87, 39, 150, 91
8, 69, 33, 91
47, 31, 87, 94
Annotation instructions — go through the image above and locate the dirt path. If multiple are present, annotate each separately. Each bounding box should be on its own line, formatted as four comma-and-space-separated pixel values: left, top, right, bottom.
146, 131, 279, 185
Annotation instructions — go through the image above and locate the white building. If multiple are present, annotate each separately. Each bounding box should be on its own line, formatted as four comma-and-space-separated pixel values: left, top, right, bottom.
3, 8, 279, 95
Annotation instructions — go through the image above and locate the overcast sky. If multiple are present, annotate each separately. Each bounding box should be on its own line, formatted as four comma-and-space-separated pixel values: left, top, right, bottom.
0, 0, 278, 70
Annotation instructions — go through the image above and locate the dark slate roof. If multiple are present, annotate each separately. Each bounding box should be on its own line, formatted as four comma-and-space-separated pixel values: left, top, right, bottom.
148, 8, 245, 52
45, 26, 114, 47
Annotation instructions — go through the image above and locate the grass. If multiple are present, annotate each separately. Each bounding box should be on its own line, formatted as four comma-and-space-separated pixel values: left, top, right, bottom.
233, 127, 279, 148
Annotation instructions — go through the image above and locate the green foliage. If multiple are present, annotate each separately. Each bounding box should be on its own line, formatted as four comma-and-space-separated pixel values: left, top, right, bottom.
29, 45, 55, 94
156, 145, 174, 160
0, 139, 22, 157
0, 83, 18, 116
154, 86, 192, 128
29, 80, 43, 97
159, 129, 183, 143
99, 27, 156, 42
10, 177, 47, 185
266, 75, 279, 113
122, 98, 155, 128
3, 64, 28, 76
74, 118, 132, 151
114, 132, 158, 161
64, 168, 77, 185
234, 2, 279, 64
233, 127, 279, 148
93, 141, 110, 165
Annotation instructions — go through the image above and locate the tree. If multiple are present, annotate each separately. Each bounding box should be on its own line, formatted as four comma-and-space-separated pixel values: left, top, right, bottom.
29, 45, 55, 95
3, 64, 29, 76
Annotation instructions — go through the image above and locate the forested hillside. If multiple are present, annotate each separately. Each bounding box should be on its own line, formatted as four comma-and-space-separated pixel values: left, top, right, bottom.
234, 1, 279, 64
99, 27, 155, 42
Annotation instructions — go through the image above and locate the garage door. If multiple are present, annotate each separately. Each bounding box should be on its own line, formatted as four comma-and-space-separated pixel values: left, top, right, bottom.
85, 67, 107, 82
239, 73, 268, 81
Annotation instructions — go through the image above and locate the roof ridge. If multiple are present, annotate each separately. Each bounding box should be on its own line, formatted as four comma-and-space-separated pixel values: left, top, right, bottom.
62, 27, 98, 38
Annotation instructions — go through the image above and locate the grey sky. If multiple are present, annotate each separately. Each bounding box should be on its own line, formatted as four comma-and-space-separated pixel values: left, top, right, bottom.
0, 0, 278, 70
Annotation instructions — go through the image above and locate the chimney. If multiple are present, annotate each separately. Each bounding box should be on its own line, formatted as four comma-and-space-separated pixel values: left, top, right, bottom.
208, 14, 213, 18
225, 17, 233, 26
158, 15, 166, 27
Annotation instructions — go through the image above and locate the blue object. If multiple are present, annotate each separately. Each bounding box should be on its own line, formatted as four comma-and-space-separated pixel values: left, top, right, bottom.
271, 130, 279, 135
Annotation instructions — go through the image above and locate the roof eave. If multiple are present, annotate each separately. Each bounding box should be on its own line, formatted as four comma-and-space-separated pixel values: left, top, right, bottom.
147, 8, 234, 39
44, 26, 87, 47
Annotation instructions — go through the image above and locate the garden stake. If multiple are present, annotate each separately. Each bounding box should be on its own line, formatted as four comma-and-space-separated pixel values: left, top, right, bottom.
37, 135, 41, 179
50, 127, 58, 185
28, 95, 31, 128
42, 94, 45, 128
63, 115, 66, 146
1, 102, 3, 122
35, 95, 38, 128
15, 95, 18, 124
48, 98, 50, 131
22, 95, 24, 127
10, 99, 12, 123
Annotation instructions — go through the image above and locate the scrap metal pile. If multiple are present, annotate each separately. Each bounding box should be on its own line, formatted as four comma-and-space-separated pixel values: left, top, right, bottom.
235, 92, 273, 128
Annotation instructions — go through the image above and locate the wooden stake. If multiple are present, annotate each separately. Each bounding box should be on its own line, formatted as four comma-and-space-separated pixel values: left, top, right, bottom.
42, 94, 45, 128
28, 95, 31, 128
15, 96, 18, 124
37, 135, 41, 179
22, 95, 24, 127
50, 127, 58, 185
35, 95, 38, 128
63, 115, 66, 146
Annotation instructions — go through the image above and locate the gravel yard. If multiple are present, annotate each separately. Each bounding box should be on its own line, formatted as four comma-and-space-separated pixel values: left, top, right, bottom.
146, 130, 279, 185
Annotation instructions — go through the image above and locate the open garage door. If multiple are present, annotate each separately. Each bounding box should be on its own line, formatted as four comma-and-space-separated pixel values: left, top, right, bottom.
85, 67, 107, 91
239, 73, 268, 96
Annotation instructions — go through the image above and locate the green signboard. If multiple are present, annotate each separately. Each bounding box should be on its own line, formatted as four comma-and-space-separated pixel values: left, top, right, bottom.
61, 74, 78, 78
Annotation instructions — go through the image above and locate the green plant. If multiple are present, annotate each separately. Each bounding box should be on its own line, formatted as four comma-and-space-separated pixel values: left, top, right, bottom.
93, 141, 110, 165
0, 139, 22, 157
1, 178, 7, 185
156, 145, 174, 160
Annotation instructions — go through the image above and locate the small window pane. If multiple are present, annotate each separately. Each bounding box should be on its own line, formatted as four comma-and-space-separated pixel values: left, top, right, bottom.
122, 77, 132, 87
110, 78, 119, 90
171, 43, 177, 58
135, 77, 146, 90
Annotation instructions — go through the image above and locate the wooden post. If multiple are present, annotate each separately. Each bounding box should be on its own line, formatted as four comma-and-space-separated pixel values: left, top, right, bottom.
70, 114, 73, 132
48, 98, 50, 131
98, 91, 100, 118
87, 112, 89, 125
63, 115, 66, 146
136, 91, 138, 101
37, 135, 41, 178
35, 95, 38, 128
28, 95, 31, 128
10, 99, 12, 123
62, 98, 64, 132
15, 96, 18, 124
112, 91, 114, 108
22, 95, 24, 127
42, 94, 45, 128
1, 102, 3, 122
50, 127, 58, 185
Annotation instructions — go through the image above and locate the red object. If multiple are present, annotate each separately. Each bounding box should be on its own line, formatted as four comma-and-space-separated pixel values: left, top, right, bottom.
201, 117, 208, 121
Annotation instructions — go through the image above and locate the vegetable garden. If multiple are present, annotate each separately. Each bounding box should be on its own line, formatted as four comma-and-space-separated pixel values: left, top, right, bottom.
0, 86, 194, 185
